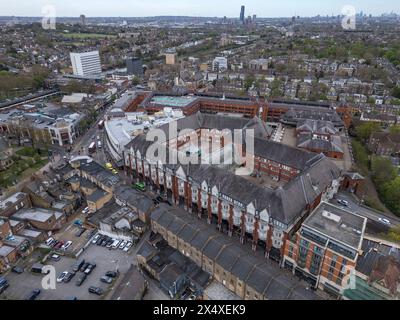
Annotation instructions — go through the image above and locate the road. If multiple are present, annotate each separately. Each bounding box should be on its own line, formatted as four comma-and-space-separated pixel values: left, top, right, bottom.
330, 191, 400, 235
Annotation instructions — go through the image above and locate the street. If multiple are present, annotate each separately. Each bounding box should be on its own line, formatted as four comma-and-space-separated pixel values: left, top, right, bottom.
330, 191, 400, 235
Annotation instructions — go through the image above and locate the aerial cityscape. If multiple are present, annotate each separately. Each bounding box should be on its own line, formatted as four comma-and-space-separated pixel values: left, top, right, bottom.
0, 0, 400, 304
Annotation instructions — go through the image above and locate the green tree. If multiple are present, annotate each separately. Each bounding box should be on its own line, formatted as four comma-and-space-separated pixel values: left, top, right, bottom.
244, 75, 255, 91
392, 86, 400, 99
352, 140, 369, 174
371, 156, 397, 188
381, 177, 400, 216
356, 122, 381, 142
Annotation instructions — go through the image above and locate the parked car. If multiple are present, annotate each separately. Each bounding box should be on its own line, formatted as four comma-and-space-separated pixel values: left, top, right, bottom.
11, 266, 24, 274
72, 259, 85, 273
54, 241, 64, 249
75, 228, 86, 237
105, 271, 118, 278
100, 276, 113, 284
82, 207, 90, 214
111, 240, 121, 249
50, 254, 61, 262
57, 271, 69, 283
75, 274, 87, 286
92, 234, 101, 244
84, 263, 96, 275
61, 241, 73, 251
123, 242, 133, 252
26, 289, 41, 300
119, 241, 127, 250
87, 230, 96, 240
63, 272, 75, 283
80, 262, 90, 272
0, 277, 9, 295
66, 296, 78, 300
88, 286, 103, 296
45, 237, 55, 246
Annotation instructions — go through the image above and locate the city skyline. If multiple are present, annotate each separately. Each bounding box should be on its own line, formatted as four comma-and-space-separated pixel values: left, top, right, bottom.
1, 0, 400, 18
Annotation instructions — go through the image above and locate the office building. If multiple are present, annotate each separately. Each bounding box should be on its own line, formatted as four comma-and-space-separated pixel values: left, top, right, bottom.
240, 6, 245, 23
126, 57, 143, 77
70, 51, 102, 77
80, 14, 86, 26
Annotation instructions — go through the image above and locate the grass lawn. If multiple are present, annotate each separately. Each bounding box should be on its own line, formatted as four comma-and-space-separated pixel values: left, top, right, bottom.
0, 147, 49, 188
62, 33, 116, 39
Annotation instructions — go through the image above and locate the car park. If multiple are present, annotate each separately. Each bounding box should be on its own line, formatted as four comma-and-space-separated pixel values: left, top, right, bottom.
100, 276, 113, 284
123, 242, 133, 252
11, 266, 24, 274
75, 274, 87, 286
88, 286, 103, 296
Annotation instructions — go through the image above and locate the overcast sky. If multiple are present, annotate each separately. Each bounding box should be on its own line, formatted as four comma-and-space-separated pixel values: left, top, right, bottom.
1, 0, 399, 17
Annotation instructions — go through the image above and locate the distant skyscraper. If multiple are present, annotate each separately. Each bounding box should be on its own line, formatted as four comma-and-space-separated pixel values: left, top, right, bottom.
126, 57, 143, 77
70, 51, 102, 77
80, 14, 86, 26
240, 5, 245, 23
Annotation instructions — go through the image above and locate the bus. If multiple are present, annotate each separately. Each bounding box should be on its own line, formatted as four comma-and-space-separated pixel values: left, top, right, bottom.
98, 120, 104, 130
133, 182, 146, 192
88, 142, 96, 154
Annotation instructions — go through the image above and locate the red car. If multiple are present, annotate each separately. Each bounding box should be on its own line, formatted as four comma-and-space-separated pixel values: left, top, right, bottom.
55, 241, 64, 249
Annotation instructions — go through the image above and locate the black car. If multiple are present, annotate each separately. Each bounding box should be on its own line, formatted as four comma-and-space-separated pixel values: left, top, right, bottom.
101, 239, 108, 247
63, 272, 75, 283
72, 259, 85, 273
96, 237, 104, 246
75, 228, 86, 237
84, 263, 96, 275
155, 196, 164, 203
0, 278, 9, 294
80, 262, 90, 272
11, 266, 24, 274
105, 271, 118, 278
26, 289, 41, 300
88, 286, 103, 296
75, 274, 87, 286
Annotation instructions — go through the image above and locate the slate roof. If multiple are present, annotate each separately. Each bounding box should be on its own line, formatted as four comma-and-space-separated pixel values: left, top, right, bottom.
150, 206, 323, 300
114, 185, 154, 213
297, 133, 344, 153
